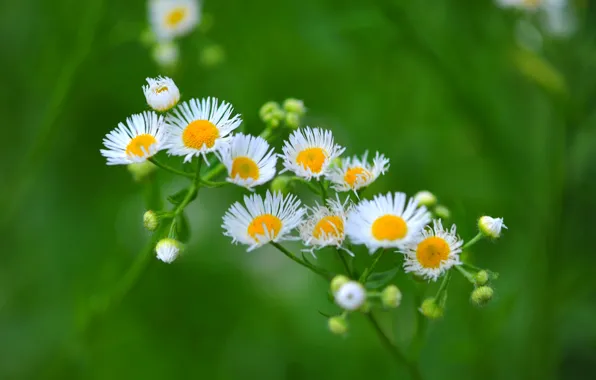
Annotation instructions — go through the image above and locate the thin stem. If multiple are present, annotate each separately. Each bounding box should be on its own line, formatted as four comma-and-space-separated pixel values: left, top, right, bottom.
409, 284, 428, 359
462, 232, 484, 250
292, 177, 322, 195
455, 265, 476, 284
359, 249, 386, 283
148, 157, 194, 179
270, 242, 331, 280
200, 179, 229, 188
366, 314, 423, 380
336, 249, 353, 277
435, 270, 452, 306
319, 180, 328, 203
174, 159, 203, 215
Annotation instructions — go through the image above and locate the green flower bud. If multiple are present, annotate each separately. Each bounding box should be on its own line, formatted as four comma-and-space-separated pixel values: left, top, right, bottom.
270, 175, 293, 195
414, 190, 437, 208
471, 286, 494, 307
127, 161, 157, 182
155, 238, 181, 264
143, 210, 159, 231
259, 101, 282, 121
381, 285, 402, 308
420, 297, 444, 320
282, 98, 306, 116
328, 316, 348, 335
478, 216, 507, 239
434, 205, 451, 220
284, 112, 301, 129
330, 275, 350, 294
139, 28, 156, 47
474, 270, 489, 286
199, 44, 225, 67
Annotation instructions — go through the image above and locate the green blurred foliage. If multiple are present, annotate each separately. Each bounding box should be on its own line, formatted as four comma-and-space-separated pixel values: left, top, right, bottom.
1, 0, 596, 379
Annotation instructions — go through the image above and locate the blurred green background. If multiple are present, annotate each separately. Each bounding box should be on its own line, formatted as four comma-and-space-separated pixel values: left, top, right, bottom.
2, 0, 596, 379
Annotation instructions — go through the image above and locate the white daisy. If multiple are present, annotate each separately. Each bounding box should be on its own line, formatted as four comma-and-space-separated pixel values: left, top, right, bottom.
334, 281, 366, 311
222, 191, 305, 251
155, 238, 181, 263
149, 0, 200, 41
299, 196, 351, 253
346, 192, 430, 253
143, 76, 180, 112
218, 133, 277, 189
327, 151, 389, 192
165, 97, 242, 163
402, 219, 463, 281
100, 111, 167, 165
280, 127, 345, 179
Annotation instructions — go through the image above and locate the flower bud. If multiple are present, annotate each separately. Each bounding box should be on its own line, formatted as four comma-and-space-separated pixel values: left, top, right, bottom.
127, 161, 157, 182
284, 112, 301, 129
282, 98, 306, 116
414, 191, 437, 208
471, 286, 493, 307
381, 285, 402, 308
328, 316, 348, 335
330, 275, 350, 294
155, 238, 181, 263
143, 210, 159, 231
478, 216, 507, 239
259, 101, 285, 127
420, 297, 444, 320
152, 42, 179, 68
474, 270, 489, 286
270, 175, 293, 195
335, 281, 366, 311
199, 44, 225, 67
434, 205, 451, 220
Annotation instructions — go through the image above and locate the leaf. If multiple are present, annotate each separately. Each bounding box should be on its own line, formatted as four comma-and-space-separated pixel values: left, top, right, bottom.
317, 310, 333, 318
167, 188, 189, 205
365, 267, 400, 289
176, 213, 191, 243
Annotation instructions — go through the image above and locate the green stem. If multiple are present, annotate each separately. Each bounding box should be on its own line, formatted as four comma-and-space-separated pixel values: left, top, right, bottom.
359, 249, 386, 283
462, 232, 484, 250
435, 271, 452, 306
200, 179, 229, 188
455, 265, 476, 284
336, 249, 353, 278
409, 284, 428, 359
174, 159, 203, 215
319, 180, 328, 203
270, 242, 331, 280
366, 314, 423, 380
291, 177, 322, 195
148, 157, 194, 179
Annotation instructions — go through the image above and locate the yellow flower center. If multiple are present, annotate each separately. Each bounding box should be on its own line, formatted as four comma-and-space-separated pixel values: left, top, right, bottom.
296, 147, 327, 173
165, 7, 187, 28
344, 166, 371, 187
247, 214, 282, 242
125, 134, 157, 157
522, 0, 541, 8
371, 215, 407, 241
231, 157, 259, 180
416, 236, 450, 269
313, 216, 344, 240
155, 85, 169, 94
182, 120, 219, 150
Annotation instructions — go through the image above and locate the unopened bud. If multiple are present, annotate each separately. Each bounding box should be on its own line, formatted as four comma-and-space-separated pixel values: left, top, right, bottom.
474, 270, 489, 286
143, 210, 159, 231
155, 238, 181, 264
270, 175, 293, 195
335, 281, 366, 311
284, 112, 301, 129
478, 216, 507, 239
199, 44, 225, 67
471, 286, 493, 307
330, 275, 350, 294
282, 98, 306, 116
381, 285, 402, 308
328, 316, 348, 335
420, 297, 444, 320
127, 161, 157, 182
434, 205, 451, 220
152, 42, 179, 68
259, 101, 285, 127
414, 191, 437, 208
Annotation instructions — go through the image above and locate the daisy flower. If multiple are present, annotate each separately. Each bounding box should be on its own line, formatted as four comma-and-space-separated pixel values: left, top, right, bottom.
155, 238, 181, 263
334, 281, 366, 311
299, 196, 351, 254
345, 192, 430, 253
143, 76, 180, 112
165, 97, 242, 163
327, 151, 389, 192
402, 219, 463, 281
100, 111, 167, 165
149, 0, 201, 41
222, 191, 305, 251
280, 127, 345, 179
218, 133, 277, 189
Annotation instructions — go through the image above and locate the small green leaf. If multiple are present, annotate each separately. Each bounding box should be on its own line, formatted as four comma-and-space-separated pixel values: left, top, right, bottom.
365, 267, 400, 289
176, 213, 191, 243
167, 188, 189, 205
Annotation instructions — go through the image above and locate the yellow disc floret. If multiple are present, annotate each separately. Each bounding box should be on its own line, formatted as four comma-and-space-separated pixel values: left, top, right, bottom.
248, 214, 282, 242
231, 157, 260, 180
126, 134, 157, 157
165, 7, 187, 28
344, 167, 371, 187
296, 147, 327, 173
416, 236, 450, 269
313, 215, 344, 239
182, 120, 219, 150
371, 215, 407, 241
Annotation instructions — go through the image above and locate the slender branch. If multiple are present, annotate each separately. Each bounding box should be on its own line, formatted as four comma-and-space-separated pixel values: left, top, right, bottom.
174, 159, 203, 215
455, 265, 476, 284
319, 180, 328, 203
270, 242, 331, 280
336, 249, 353, 277
359, 249, 386, 283
462, 232, 484, 250
200, 179, 229, 188
148, 157, 194, 178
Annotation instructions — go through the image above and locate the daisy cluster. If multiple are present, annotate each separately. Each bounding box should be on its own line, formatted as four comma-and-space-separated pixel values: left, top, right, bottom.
102, 76, 507, 335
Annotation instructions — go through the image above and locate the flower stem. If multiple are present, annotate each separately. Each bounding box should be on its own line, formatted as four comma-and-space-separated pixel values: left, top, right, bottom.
366, 314, 423, 380
319, 180, 328, 203
174, 159, 203, 215
462, 232, 484, 250
359, 249, 386, 283
336, 249, 354, 277
270, 242, 331, 280
148, 157, 194, 179
455, 265, 476, 284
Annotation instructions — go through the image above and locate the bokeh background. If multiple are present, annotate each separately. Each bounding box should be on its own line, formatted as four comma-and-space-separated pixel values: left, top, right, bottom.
2, 0, 596, 379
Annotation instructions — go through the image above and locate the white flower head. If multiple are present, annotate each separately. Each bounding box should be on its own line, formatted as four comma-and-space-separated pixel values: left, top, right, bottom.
156, 238, 181, 263
100, 111, 167, 165
334, 281, 366, 311
165, 97, 242, 162
346, 192, 431, 253
299, 196, 352, 253
402, 219, 463, 281
149, 0, 201, 41
218, 133, 277, 189
280, 127, 345, 179
327, 151, 389, 192
143, 76, 180, 112
152, 41, 179, 67
222, 191, 305, 251
478, 216, 507, 238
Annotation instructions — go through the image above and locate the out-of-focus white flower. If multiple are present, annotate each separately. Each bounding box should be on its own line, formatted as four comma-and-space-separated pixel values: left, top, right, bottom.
334, 281, 366, 311
149, 0, 201, 41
